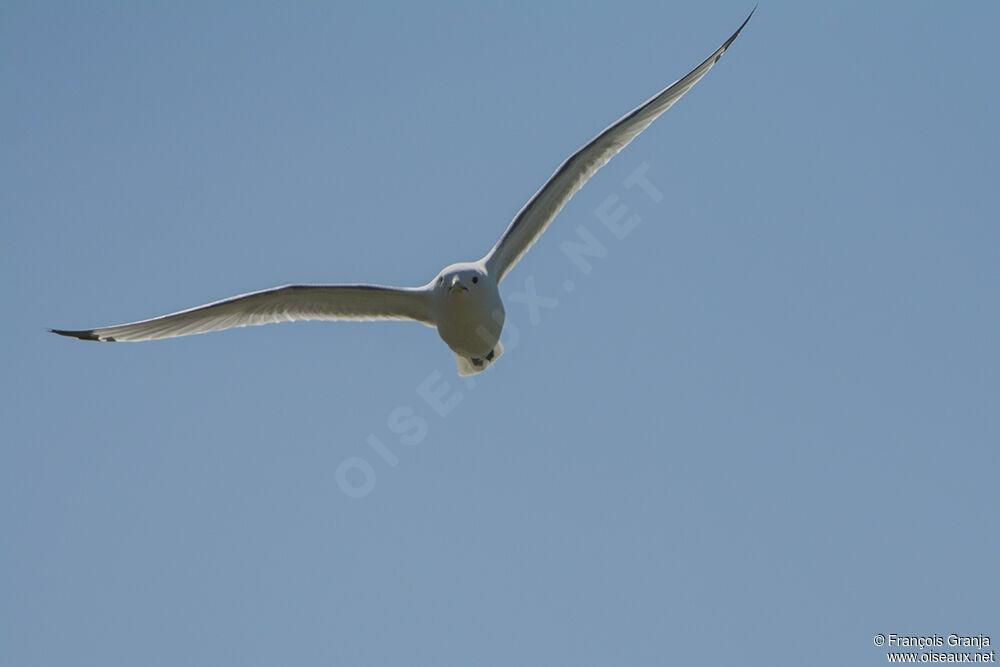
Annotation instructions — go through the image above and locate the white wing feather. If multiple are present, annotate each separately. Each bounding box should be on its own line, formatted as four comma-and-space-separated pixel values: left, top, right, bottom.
52, 284, 434, 342
483, 9, 753, 283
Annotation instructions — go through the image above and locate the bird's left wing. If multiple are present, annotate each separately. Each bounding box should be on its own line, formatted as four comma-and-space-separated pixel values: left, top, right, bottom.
51, 284, 434, 342
483, 9, 753, 283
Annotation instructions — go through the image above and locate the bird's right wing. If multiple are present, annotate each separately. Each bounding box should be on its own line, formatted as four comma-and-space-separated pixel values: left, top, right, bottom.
483, 9, 753, 283
51, 284, 434, 342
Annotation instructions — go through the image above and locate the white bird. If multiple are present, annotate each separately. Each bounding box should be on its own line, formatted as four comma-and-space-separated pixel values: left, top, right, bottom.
52, 11, 753, 376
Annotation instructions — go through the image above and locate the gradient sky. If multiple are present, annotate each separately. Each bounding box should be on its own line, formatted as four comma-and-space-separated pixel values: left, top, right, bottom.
2, 2, 998, 665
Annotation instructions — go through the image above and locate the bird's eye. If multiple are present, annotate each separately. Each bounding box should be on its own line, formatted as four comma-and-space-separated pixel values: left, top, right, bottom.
437, 277, 443, 285
472, 276, 479, 284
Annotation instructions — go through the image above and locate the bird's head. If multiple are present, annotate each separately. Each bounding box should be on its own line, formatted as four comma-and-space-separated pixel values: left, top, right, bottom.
434, 263, 488, 297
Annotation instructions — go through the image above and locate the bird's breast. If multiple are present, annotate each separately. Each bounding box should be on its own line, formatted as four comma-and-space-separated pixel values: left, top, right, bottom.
436, 292, 504, 358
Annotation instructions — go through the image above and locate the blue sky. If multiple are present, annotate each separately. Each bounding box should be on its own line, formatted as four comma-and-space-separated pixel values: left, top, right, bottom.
2, 2, 998, 665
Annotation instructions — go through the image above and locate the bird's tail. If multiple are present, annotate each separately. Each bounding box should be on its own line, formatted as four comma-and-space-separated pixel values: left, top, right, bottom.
455, 341, 504, 376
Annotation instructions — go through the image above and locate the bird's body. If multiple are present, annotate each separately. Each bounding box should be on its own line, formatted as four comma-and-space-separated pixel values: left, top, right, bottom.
431, 263, 505, 369
52, 11, 753, 376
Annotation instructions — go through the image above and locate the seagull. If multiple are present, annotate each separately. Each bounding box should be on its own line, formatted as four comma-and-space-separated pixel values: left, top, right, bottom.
52, 10, 753, 376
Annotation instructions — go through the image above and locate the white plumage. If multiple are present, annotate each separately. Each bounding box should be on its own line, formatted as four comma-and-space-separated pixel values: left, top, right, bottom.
52, 11, 753, 375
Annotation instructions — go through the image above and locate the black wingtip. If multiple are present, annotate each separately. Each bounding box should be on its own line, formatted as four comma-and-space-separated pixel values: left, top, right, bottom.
727, 6, 757, 47
50, 328, 104, 341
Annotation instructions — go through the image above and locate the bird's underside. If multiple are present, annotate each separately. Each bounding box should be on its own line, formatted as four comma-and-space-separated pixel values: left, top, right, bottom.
51, 10, 753, 375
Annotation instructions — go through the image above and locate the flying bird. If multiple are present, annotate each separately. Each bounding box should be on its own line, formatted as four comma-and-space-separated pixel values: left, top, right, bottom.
52, 11, 753, 376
